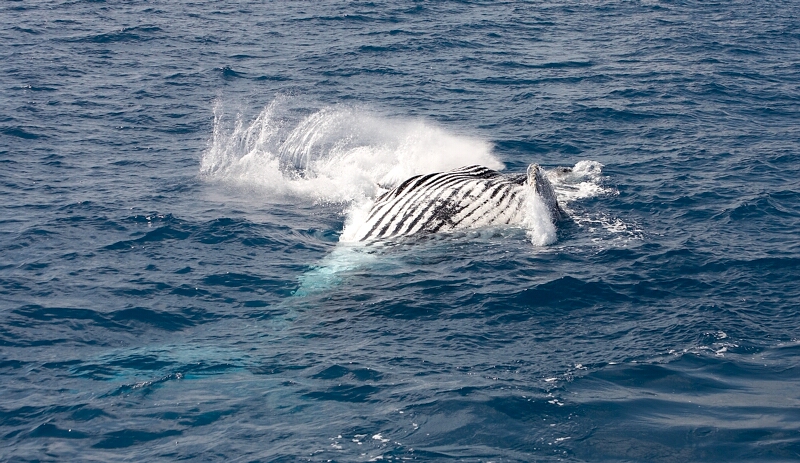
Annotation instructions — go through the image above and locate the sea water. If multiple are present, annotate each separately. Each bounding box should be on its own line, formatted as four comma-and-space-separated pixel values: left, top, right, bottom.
2, 1, 799, 461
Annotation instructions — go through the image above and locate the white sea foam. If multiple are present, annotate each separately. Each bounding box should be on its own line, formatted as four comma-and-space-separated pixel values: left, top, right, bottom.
338, 199, 376, 243
545, 160, 642, 243
548, 160, 609, 204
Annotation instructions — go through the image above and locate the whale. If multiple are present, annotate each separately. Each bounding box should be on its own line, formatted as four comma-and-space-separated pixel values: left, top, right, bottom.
348, 164, 562, 242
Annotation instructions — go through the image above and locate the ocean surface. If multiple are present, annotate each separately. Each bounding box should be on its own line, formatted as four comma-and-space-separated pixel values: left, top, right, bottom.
2, 1, 800, 461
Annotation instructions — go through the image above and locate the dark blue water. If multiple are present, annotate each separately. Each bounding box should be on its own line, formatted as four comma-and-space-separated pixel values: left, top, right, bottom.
2, 1, 800, 461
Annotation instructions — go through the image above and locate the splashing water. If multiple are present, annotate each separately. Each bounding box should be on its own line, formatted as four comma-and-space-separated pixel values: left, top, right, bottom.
201, 98, 502, 203
201, 98, 612, 248
548, 160, 609, 203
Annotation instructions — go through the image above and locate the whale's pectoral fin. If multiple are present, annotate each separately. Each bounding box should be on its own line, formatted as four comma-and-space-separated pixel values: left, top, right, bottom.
527, 164, 562, 221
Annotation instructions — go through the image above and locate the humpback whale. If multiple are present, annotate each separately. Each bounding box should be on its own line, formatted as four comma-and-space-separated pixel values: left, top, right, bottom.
348, 164, 562, 242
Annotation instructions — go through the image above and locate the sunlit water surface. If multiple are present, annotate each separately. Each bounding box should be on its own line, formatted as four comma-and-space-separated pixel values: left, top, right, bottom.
1, 1, 799, 461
